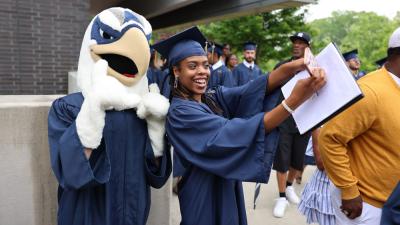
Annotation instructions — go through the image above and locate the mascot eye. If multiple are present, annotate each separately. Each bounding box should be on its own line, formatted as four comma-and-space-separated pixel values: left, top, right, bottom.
99, 29, 114, 40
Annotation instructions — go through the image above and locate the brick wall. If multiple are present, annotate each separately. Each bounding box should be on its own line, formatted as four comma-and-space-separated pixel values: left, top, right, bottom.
0, 0, 89, 94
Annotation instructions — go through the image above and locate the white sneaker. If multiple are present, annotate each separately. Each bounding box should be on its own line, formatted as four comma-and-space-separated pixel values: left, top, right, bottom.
273, 197, 289, 218
285, 186, 300, 204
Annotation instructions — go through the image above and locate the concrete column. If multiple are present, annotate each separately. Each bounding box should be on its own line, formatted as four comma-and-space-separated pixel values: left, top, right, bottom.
0, 95, 60, 225
68, 71, 80, 94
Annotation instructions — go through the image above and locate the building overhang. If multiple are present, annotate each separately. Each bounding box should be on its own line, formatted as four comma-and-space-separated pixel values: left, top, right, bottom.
90, 0, 316, 31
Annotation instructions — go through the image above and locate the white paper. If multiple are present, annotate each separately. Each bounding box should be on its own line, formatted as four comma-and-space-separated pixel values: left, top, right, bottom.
281, 43, 363, 134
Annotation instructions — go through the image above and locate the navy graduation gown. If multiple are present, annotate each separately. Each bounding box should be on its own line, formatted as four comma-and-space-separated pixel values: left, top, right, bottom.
208, 64, 234, 89
232, 63, 263, 86
147, 67, 171, 98
355, 71, 366, 80
48, 92, 172, 225
166, 76, 278, 225
146, 67, 162, 84
381, 181, 400, 225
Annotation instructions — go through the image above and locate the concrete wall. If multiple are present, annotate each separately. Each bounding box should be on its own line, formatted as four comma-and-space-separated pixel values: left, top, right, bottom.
0, 95, 172, 225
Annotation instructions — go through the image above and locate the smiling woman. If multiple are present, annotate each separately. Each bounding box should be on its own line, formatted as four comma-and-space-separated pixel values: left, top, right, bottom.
172, 56, 210, 101
152, 26, 326, 225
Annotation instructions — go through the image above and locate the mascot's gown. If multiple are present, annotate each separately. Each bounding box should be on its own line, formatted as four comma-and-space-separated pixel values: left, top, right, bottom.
48, 8, 171, 225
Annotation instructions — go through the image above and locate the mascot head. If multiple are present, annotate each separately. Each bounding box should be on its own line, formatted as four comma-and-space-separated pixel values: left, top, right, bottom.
77, 7, 152, 96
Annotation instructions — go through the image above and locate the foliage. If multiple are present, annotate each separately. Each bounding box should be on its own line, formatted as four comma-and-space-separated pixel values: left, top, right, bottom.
155, 7, 400, 73
199, 7, 312, 71
310, 11, 400, 72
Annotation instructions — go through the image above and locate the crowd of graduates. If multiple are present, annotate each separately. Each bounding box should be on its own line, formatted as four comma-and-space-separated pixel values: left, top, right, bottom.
147, 32, 388, 99
147, 27, 399, 225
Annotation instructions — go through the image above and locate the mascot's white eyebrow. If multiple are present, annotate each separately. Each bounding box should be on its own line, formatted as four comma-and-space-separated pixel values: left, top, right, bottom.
98, 10, 123, 32
98, 9, 147, 34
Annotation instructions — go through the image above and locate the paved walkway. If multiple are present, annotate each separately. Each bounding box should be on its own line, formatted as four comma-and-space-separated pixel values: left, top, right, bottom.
171, 166, 317, 225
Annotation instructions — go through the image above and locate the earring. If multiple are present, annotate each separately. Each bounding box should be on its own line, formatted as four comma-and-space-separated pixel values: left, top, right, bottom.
174, 76, 178, 89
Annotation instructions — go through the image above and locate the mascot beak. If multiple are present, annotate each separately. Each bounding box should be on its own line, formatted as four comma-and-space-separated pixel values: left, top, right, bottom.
90, 27, 150, 87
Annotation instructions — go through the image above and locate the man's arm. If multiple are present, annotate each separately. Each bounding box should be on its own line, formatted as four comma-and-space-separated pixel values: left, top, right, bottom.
311, 128, 324, 171
267, 58, 306, 91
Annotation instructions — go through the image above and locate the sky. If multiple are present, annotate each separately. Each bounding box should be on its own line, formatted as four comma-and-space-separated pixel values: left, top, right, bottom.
303, 0, 400, 22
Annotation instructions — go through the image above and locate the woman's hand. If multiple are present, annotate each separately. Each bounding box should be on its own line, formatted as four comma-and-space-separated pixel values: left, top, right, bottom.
285, 68, 326, 110
263, 67, 326, 132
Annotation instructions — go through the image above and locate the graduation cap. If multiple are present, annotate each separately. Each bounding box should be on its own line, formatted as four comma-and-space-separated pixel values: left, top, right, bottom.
375, 57, 387, 67
243, 41, 257, 51
289, 32, 311, 45
152, 26, 207, 67
207, 42, 224, 56
343, 49, 359, 61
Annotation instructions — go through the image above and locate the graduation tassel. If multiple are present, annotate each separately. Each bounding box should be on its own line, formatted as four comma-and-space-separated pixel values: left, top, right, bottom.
205, 41, 208, 53
211, 43, 215, 62
174, 76, 178, 89
154, 51, 159, 69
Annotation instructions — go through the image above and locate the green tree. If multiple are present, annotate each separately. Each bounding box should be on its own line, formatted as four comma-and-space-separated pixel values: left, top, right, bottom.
310, 11, 399, 72
199, 7, 312, 71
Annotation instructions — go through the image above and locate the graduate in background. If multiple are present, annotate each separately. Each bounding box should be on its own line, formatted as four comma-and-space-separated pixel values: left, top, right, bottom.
232, 41, 263, 86
221, 43, 231, 65
226, 53, 239, 71
207, 42, 234, 89
342, 49, 366, 80
147, 48, 171, 98
153, 26, 326, 225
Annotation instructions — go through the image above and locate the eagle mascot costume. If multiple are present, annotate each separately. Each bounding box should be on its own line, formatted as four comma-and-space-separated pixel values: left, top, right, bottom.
48, 7, 171, 225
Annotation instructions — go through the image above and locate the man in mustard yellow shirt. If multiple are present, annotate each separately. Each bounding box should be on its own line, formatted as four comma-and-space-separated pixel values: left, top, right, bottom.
319, 27, 400, 225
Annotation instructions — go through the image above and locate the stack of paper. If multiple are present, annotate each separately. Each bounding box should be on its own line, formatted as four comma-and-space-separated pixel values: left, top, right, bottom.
281, 43, 364, 134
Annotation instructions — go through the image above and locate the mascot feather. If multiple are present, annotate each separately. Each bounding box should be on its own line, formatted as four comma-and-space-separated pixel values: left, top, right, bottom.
48, 7, 171, 225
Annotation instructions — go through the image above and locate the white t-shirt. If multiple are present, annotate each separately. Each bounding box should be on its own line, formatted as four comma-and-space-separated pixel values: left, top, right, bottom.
242, 60, 254, 69
389, 71, 400, 87
305, 137, 314, 157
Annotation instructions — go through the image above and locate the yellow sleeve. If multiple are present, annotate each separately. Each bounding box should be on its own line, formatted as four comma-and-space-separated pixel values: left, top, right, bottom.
319, 84, 378, 200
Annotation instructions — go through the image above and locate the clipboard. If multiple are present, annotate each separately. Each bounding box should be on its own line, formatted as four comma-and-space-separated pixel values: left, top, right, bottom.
281, 42, 364, 134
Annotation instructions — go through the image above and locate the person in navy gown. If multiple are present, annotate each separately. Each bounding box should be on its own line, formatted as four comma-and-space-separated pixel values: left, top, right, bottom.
232, 41, 263, 86
343, 49, 366, 80
48, 8, 171, 225
206, 42, 234, 89
381, 181, 400, 225
152, 26, 326, 225
147, 48, 171, 98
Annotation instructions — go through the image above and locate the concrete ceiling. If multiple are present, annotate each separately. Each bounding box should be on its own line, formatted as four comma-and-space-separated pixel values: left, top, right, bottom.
90, 0, 316, 31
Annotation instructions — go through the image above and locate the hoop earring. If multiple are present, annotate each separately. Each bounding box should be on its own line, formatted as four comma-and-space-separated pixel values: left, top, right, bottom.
174, 76, 178, 89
